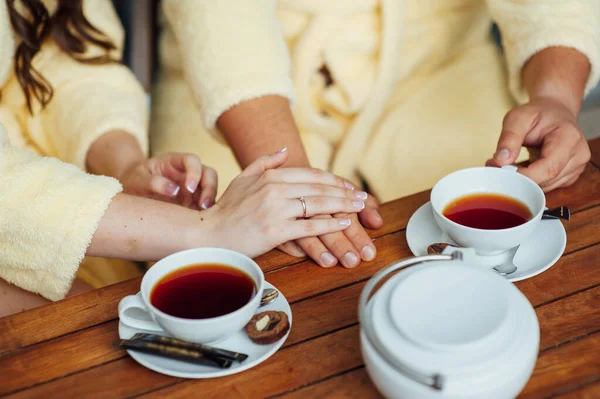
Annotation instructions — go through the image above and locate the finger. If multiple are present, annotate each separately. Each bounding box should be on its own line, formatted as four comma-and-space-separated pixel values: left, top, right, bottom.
287, 197, 365, 218
148, 175, 181, 198
517, 128, 579, 185
261, 168, 346, 189
316, 227, 361, 269
540, 164, 586, 192
160, 153, 203, 193
198, 166, 218, 210
280, 184, 367, 201
494, 105, 541, 166
242, 148, 289, 176
295, 236, 338, 268
287, 219, 355, 263
358, 195, 383, 229
337, 212, 376, 262
277, 241, 306, 258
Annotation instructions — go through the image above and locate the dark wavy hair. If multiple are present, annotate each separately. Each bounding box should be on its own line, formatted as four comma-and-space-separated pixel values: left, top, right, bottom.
7, 0, 117, 112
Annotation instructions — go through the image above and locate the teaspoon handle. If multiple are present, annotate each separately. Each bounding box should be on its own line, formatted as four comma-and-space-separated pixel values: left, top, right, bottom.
542, 206, 570, 221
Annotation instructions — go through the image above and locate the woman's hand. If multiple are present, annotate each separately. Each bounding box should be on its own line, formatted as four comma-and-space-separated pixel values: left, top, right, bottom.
201, 149, 366, 258
120, 153, 218, 210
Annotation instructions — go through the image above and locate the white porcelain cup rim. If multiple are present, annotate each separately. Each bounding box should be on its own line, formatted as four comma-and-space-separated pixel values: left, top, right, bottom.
118, 248, 265, 333
430, 165, 545, 233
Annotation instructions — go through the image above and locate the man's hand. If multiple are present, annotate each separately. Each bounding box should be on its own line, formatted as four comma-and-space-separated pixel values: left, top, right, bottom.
218, 95, 384, 267
489, 46, 592, 191
489, 96, 590, 191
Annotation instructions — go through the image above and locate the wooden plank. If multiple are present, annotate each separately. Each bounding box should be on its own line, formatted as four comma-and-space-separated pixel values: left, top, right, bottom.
0, 281, 138, 355
544, 163, 600, 211
519, 333, 600, 399
514, 243, 600, 307
553, 380, 600, 398
589, 138, 600, 168
277, 368, 381, 399
536, 286, 600, 350
6, 327, 363, 399
7, 242, 599, 398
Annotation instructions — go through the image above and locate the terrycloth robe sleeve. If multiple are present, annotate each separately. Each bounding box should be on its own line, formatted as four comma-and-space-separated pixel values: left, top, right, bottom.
31, 0, 149, 170
487, 0, 600, 103
161, 0, 295, 132
0, 125, 122, 301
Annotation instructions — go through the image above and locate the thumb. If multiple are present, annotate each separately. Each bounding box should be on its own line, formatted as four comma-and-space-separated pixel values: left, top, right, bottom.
493, 106, 539, 166
242, 147, 289, 176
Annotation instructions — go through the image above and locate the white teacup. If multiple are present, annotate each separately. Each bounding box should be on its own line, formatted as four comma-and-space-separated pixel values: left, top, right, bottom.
430, 166, 545, 256
118, 248, 264, 344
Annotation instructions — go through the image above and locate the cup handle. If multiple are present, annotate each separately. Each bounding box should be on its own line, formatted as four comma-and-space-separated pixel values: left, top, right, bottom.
118, 294, 163, 332
501, 164, 518, 172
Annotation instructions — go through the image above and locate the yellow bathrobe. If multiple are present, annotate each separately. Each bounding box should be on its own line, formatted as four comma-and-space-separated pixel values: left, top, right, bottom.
152, 0, 600, 202
0, 0, 148, 294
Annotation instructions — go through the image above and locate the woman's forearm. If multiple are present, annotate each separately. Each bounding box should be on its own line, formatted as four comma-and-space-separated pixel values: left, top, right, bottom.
86, 130, 146, 179
87, 194, 212, 261
217, 95, 310, 168
522, 47, 591, 115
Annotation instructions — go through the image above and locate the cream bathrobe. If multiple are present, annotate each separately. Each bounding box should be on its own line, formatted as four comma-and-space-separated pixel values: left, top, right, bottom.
152, 0, 600, 202
0, 0, 148, 297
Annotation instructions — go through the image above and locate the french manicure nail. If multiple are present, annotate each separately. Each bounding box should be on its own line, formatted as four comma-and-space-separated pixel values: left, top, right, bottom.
344, 181, 355, 190
320, 252, 336, 267
186, 180, 197, 193
339, 218, 352, 226
343, 252, 359, 268
166, 183, 180, 196
276, 147, 288, 153
353, 200, 365, 209
495, 148, 510, 162
354, 190, 368, 200
201, 198, 213, 210
361, 245, 376, 261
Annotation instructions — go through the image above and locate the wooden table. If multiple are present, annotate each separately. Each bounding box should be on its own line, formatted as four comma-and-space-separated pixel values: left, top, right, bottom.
2, 138, 600, 398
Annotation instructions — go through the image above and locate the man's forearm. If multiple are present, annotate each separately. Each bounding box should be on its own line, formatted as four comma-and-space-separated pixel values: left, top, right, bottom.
522, 47, 591, 115
217, 95, 310, 168
86, 130, 146, 179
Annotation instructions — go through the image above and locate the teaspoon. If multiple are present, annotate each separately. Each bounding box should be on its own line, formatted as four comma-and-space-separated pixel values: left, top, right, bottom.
260, 288, 279, 307
427, 243, 517, 275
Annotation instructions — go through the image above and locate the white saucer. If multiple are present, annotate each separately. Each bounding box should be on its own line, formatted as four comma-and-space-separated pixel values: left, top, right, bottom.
118, 282, 292, 378
406, 202, 567, 282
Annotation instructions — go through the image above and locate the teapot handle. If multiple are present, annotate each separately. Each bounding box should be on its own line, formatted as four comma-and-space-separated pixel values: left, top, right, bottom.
358, 251, 463, 391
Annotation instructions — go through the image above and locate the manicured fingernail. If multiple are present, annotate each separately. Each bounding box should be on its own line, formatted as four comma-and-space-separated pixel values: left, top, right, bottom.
276, 147, 288, 153
339, 218, 352, 226
201, 198, 213, 210
361, 245, 376, 261
343, 252, 359, 267
166, 183, 180, 196
354, 190, 368, 200
344, 181, 355, 190
186, 180, 197, 193
320, 252, 336, 267
353, 200, 365, 209
495, 149, 510, 162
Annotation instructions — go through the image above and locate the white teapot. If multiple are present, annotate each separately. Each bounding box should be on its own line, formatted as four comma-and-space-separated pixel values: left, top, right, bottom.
359, 249, 539, 399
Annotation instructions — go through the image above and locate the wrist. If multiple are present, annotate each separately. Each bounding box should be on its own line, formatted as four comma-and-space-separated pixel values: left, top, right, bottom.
183, 206, 222, 250
86, 130, 146, 180
522, 47, 590, 117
